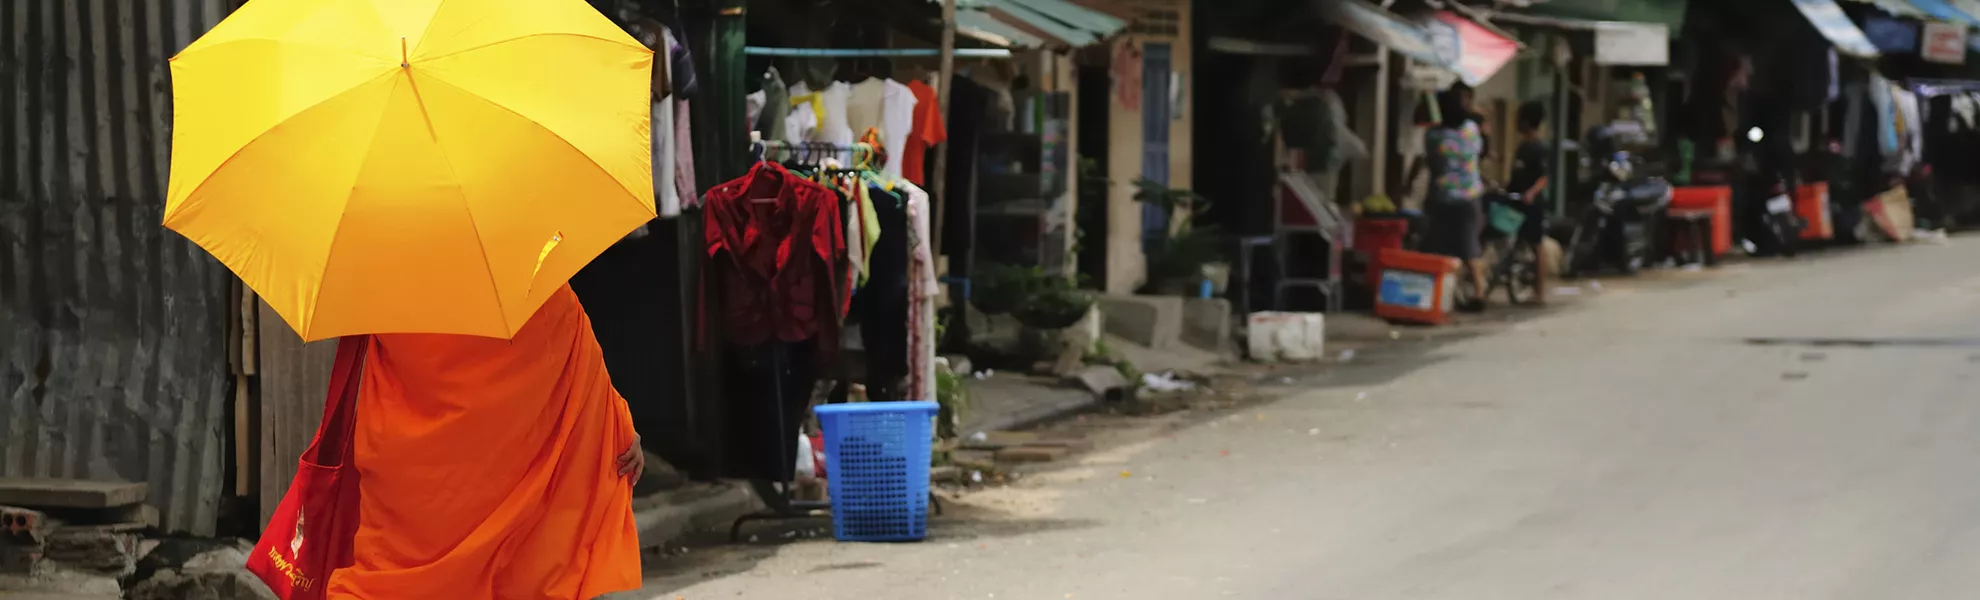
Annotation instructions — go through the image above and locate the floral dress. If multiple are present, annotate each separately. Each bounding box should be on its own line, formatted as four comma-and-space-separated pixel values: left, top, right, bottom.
1423, 121, 1486, 260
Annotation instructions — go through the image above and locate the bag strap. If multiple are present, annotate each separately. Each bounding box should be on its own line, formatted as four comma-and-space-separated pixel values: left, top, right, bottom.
300, 335, 371, 467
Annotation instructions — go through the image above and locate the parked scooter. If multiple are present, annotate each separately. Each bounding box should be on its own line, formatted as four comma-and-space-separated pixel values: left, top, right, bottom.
1757, 179, 1804, 257
1564, 148, 1672, 277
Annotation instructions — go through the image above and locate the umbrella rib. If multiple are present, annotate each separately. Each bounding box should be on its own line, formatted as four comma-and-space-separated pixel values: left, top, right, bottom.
405, 73, 515, 338
416, 72, 658, 224
415, 32, 645, 64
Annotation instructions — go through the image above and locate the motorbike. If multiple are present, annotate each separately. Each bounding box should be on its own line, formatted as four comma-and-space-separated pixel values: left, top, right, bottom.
1564, 150, 1672, 277
1757, 179, 1805, 257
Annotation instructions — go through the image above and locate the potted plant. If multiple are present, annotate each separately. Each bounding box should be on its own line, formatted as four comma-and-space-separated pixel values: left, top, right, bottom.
1132, 180, 1224, 295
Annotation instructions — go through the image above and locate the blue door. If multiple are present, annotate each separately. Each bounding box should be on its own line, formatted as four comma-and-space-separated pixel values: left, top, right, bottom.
1140, 42, 1173, 261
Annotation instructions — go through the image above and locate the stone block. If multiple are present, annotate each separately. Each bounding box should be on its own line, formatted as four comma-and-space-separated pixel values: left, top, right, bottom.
1099, 295, 1183, 350
1180, 297, 1233, 355
1247, 312, 1326, 362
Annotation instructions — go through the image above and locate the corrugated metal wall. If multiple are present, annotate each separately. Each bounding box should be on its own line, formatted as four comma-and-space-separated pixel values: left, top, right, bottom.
0, 0, 240, 535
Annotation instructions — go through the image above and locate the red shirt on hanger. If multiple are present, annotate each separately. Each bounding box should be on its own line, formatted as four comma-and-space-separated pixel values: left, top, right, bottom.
701, 162, 847, 350
902, 80, 948, 186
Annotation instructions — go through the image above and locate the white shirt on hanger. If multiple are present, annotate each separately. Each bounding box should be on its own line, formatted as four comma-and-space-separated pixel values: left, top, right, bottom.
789, 81, 853, 148
847, 78, 919, 178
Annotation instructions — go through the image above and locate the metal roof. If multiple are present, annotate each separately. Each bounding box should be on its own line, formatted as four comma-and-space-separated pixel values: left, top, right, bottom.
950, 0, 1127, 48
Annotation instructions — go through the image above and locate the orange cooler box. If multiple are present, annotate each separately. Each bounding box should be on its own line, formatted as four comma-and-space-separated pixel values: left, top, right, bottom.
1796, 182, 1833, 240
1670, 186, 1732, 255
1374, 249, 1461, 326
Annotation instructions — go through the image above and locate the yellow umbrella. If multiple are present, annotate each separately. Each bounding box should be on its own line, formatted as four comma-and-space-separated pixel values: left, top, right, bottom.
166, 0, 656, 342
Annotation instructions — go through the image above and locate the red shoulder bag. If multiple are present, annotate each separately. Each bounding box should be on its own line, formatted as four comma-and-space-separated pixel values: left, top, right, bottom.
247, 335, 370, 599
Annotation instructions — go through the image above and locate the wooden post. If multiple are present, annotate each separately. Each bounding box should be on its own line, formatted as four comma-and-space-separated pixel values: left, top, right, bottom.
932, 0, 958, 255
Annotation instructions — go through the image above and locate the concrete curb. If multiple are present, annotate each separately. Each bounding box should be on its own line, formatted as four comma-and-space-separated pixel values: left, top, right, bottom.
633, 484, 763, 550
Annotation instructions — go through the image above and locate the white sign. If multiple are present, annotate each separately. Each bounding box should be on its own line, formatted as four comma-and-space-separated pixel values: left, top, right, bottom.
1594, 23, 1670, 66
1923, 21, 1967, 64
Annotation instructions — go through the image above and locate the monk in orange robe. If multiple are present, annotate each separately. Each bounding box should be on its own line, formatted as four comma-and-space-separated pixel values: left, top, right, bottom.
326, 285, 645, 599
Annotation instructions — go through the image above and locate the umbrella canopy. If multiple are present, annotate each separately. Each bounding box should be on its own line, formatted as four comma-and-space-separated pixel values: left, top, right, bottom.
166, 0, 656, 342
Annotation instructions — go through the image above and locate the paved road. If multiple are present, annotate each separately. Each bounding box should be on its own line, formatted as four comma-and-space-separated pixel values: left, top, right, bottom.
618, 237, 1980, 600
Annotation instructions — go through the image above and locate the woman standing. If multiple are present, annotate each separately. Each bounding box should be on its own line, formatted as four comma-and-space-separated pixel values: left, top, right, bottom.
1418, 85, 1489, 311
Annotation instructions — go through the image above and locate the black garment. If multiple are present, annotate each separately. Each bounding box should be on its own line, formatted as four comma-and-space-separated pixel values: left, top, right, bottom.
1424, 198, 1482, 260
1508, 140, 1550, 199
850, 186, 910, 400
718, 341, 818, 483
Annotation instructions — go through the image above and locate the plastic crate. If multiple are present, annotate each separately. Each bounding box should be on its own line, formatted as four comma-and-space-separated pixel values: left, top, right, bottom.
815, 401, 939, 542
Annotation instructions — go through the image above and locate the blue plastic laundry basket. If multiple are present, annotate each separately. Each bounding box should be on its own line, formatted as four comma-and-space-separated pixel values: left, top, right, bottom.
814, 401, 939, 542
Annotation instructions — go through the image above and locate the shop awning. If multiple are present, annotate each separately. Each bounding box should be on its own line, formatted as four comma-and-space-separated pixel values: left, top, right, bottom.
1311, 0, 1449, 70
950, 0, 1126, 49
957, 9, 1048, 48
1481, 13, 1670, 66
1420, 11, 1519, 86
1904, 0, 1980, 24
1794, 0, 1884, 58
1511, 0, 1687, 33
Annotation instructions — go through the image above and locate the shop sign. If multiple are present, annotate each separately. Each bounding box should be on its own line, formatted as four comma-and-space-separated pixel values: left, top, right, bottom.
1922, 21, 1967, 64
1593, 23, 1669, 66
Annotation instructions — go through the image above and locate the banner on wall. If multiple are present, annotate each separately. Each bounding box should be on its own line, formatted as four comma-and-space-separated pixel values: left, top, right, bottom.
1593, 22, 1670, 65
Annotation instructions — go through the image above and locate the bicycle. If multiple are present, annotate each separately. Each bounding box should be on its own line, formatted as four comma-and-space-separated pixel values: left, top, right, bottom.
1481, 192, 1543, 305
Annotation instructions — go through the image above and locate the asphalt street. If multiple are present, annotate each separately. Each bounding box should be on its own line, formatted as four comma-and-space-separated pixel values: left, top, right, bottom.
617, 237, 1980, 600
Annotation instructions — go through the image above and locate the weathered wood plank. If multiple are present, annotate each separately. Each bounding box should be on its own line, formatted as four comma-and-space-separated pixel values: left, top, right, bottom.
0, 479, 146, 510
256, 301, 337, 530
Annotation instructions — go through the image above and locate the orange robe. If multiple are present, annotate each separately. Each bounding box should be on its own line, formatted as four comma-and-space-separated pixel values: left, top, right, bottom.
327, 286, 641, 599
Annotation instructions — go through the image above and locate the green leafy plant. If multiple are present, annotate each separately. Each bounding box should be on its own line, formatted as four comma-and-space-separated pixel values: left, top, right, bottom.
972, 263, 1046, 315
1012, 276, 1095, 330
1132, 179, 1211, 215
1145, 223, 1227, 287
935, 361, 969, 440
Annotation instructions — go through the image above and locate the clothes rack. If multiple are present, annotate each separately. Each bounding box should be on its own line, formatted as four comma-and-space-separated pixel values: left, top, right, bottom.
728, 138, 942, 540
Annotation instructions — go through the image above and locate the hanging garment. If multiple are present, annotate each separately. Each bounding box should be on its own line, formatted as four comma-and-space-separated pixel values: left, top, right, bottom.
901, 182, 937, 402
789, 81, 853, 146
785, 94, 819, 144
325, 286, 641, 600
676, 100, 700, 208
1872, 75, 1898, 159
745, 90, 766, 137
903, 79, 947, 185
847, 78, 920, 178
762, 67, 790, 142
846, 183, 867, 287
1843, 81, 1866, 161
851, 181, 911, 399
716, 338, 820, 484
666, 28, 697, 97
702, 162, 848, 348
655, 99, 679, 217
